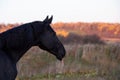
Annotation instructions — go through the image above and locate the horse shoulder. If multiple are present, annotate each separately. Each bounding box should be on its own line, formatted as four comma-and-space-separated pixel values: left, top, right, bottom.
0, 50, 17, 80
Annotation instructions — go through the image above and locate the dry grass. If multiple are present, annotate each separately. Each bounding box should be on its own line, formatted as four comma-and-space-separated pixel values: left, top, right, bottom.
16, 43, 120, 80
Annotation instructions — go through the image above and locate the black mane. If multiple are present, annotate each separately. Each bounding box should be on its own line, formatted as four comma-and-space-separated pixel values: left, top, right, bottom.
0, 21, 44, 62
0, 21, 44, 80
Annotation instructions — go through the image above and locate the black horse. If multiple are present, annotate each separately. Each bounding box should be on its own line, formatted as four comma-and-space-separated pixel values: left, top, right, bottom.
0, 16, 66, 80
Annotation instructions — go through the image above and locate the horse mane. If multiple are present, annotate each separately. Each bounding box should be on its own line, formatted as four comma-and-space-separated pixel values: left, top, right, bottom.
0, 22, 44, 62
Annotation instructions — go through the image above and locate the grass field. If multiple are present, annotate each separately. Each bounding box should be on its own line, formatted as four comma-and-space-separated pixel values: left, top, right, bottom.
16, 43, 120, 80
1, 22, 120, 80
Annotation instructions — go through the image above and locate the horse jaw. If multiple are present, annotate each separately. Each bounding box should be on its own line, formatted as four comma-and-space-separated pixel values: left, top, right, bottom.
49, 46, 66, 61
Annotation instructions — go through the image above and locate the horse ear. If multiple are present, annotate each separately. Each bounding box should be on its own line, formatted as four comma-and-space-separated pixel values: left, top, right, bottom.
43, 16, 49, 23
48, 15, 53, 24
43, 16, 53, 24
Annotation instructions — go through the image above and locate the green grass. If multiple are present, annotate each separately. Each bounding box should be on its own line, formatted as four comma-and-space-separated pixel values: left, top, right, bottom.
18, 71, 98, 80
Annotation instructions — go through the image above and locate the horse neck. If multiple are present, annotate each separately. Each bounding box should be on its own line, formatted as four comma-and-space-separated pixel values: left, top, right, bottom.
9, 45, 32, 63
7, 24, 35, 63
4, 22, 40, 63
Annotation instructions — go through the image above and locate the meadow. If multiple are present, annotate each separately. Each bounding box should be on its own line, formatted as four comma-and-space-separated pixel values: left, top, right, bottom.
16, 43, 120, 80
0, 22, 120, 80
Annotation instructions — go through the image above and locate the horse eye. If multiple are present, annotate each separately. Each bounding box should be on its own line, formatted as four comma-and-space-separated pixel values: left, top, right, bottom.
52, 32, 56, 36
54, 32, 56, 35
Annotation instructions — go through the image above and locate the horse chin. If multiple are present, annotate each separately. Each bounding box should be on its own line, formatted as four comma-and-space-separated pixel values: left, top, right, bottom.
56, 55, 63, 61
49, 50, 65, 61
57, 51, 65, 61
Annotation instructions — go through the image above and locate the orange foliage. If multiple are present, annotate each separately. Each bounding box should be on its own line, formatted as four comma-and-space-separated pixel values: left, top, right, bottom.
0, 22, 120, 39
0, 23, 19, 33
52, 22, 120, 38
56, 30, 69, 37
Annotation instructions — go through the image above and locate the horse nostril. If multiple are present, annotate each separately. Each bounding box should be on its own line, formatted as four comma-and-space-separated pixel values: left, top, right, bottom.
56, 48, 65, 61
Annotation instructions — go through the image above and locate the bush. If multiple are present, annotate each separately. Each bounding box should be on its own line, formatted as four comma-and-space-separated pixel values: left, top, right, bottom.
58, 33, 104, 44
82, 34, 104, 44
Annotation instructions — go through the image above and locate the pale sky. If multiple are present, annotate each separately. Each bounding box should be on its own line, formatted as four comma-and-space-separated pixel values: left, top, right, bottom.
0, 0, 120, 23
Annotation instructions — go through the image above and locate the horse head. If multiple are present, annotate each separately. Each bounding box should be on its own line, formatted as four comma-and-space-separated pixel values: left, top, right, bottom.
32, 16, 66, 61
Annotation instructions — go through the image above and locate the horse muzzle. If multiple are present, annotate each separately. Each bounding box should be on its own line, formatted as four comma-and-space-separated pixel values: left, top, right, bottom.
56, 47, 66, 61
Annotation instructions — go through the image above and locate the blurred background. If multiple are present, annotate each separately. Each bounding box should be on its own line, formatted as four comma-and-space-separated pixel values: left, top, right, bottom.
0, 0, 120, 80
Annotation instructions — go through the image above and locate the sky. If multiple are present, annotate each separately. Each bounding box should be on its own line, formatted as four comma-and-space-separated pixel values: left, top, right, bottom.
0, 0, 120, 23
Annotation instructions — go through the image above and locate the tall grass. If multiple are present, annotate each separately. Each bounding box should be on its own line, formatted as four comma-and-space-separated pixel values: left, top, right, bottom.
17, 43, 120, 80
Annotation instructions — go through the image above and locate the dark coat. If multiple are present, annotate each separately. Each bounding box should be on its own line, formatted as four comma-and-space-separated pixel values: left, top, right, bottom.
0, 22, 38, 80
0, 16, 65, 80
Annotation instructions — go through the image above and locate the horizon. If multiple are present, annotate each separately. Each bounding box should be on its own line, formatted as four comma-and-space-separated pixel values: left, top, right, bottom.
0, 0, 120, 24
